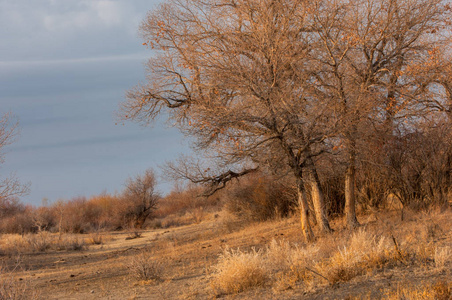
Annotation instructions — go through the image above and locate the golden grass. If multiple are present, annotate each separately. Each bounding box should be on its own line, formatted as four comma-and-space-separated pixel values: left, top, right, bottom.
85, 232, 108, 245
209, 209, 452, 296
209, 229, 400, 293
317, 229, 398, 284
434, 246, 452, 271
0, 232, 94, 254
385, 280, 451, 300
210, 247, 268, 295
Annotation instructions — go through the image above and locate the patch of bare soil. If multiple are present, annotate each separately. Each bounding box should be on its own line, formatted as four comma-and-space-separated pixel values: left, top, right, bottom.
2, 208, 451, 299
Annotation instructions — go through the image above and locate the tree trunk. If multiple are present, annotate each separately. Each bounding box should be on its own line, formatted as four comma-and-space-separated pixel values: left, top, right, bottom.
134, 211, 150, 229
297, 179, 315, 242
305, 158, 332, 233
345, 149, 359, 228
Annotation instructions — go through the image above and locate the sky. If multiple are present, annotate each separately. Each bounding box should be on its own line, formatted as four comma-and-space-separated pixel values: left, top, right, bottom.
0, 0, 190, 206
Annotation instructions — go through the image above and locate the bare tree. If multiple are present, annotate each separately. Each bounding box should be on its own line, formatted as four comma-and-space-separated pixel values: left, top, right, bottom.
309, 0, 450, 227
121, 0, 340, 241
121, 169, 160, 229
0, 113, 29, 209
120, 0, 451, 238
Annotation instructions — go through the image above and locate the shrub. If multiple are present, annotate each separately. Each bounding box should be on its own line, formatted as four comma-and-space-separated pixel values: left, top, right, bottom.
0, 209, 35, 235
24, 232, 51, 252
128, 250, 162, 281
155, 184, 219, 219
224, 174, 295, 222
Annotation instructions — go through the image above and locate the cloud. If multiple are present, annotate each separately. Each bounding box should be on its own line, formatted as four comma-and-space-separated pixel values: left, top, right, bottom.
0, 52, 149, 68
90, 1, 124, 27
9, 133, 148, 153
0, 0, 156, 61
42, 1, 125, 32
0, 0, 184, 205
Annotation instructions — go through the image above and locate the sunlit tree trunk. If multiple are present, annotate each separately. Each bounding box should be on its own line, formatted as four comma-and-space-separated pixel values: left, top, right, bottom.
305, 158, 332, 233
297, 178, 315, 242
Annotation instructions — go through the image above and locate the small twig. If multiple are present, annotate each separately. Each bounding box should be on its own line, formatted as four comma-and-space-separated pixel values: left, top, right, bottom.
391, 235, 407, 266
305, 267, 331, 283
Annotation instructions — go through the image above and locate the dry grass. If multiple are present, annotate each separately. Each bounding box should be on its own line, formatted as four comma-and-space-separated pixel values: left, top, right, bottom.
385, 280, 451, 300
190, 207, 205, 224
0, 232, 87, 254
434, 246, 452, 271
210, 247, 268, 295
85, 233, 105, 245
209, 210, 452, 296
0, 208, 449, 299
317, 229, 400, 284
266, 240, 321, 291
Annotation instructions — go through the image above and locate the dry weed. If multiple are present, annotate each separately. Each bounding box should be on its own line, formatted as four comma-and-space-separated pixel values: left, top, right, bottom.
434, 246, 452, 271
191, 207, 204, 224
210, 227, 418, 295
128, 250, 162, 282
210, 247, 268, 295
0, 260, 39, 300
215, 210, 244, 233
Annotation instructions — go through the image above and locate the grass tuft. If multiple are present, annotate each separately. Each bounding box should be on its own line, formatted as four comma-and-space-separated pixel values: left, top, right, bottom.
210, 247, 268, 295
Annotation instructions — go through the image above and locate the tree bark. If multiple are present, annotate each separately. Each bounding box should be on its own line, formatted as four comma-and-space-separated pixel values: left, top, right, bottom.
297, 179, 315, 242
345, 148, 359, 228
305, 158, 332, 233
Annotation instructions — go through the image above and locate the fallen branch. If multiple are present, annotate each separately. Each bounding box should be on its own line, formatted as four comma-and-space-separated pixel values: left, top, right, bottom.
305, 267, 331, 283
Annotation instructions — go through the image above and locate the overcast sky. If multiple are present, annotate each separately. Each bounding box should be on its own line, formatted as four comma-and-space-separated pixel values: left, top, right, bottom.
1, 0, 190, 206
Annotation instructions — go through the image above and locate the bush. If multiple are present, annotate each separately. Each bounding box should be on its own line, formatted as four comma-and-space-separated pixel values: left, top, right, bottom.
224, 174, 295, 222
156, 184, 219, 218
128, 250, 162, 281
24, 232, 52, 252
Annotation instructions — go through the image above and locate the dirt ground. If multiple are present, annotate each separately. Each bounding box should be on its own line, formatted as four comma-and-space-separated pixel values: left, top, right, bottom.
2, 208, 451, 299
